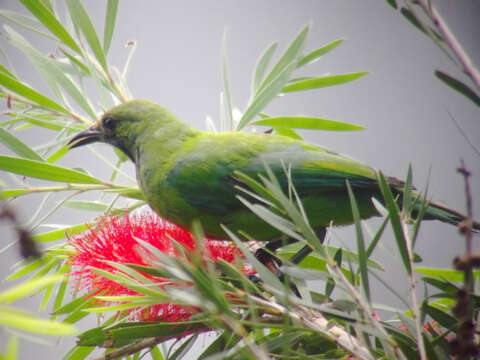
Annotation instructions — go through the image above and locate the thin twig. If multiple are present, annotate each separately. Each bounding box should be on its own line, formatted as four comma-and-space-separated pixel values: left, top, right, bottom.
446, 109, 480, 158
411, 0, 480, 92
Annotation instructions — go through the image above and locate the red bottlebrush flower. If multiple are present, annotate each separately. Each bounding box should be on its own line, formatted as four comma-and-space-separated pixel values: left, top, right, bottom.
68, 212, 253, 322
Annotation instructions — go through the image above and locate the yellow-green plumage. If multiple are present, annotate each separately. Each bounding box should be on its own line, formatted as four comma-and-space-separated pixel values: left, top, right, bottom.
68, 99, 478, 240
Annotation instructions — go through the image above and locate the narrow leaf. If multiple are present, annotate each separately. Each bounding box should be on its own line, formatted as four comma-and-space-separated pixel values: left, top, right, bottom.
0, 155, 103, 184
0, 72, 68, 113
0, 308, 77, 335
257, 24, 310, 94
0, 275, 64, 303
347, 181, 370, 301
33, 224, 89, 243
282, 72, 367, 93
221, 225, 287, 294
386, 0, 398, 9
237, 60, 297, 130
297, 39, 344, 67
378, 171, 411, 274
221, 30, 234, 130
415, 267, 480, 282
0, 9, 56, 40
252, 116, 363, 131
103, 0, 119, 54
402, 164, 413, 215
19, 0, 81, 54
64, 200, 110, 212
0, 128, 44, 161
435, 70, 480, 107
274, 126, 302, 139
4, 26, 97, 119
251, 42, 278, 94
65, 0, 107, 70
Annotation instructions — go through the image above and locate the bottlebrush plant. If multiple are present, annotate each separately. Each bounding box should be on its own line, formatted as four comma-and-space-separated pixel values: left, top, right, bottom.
0, 1, 479, 360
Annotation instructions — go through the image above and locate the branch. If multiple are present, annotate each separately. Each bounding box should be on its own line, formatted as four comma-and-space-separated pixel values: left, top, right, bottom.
412, 0, 480, 92
91, 337, 160, 360
248, 294, 375, 360
451, 160, 479, 358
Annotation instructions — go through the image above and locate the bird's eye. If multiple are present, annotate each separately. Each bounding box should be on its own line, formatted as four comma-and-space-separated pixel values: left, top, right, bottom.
103, 117, 116, 130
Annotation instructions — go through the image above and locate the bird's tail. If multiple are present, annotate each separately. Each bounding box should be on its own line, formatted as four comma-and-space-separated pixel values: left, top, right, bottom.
423, 200, 480, 233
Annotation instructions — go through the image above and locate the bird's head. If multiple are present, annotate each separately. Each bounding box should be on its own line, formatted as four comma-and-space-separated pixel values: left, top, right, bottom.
68, 100, 181, 161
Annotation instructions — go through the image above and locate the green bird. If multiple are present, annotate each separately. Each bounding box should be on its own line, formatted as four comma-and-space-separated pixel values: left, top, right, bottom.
68, 100, 479, 251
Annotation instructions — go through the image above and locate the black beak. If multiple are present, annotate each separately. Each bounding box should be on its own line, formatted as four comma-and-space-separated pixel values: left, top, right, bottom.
68, 125, 103, 149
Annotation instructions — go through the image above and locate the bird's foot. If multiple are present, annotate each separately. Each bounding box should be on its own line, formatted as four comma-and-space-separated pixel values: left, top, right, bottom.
253, 246, 300, 297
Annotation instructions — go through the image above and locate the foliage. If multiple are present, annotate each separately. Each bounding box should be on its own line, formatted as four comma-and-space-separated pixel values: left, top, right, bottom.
0, 1, 478, 359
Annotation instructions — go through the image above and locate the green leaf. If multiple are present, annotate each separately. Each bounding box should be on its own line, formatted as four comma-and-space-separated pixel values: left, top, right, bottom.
252, 116, 363, 131
199, 331, 240, 359
251, 42, 278, 95
236, 197, 303, 242
297, 39, 344, 67
0, 156, 103, 183
63, 346, 95, 360
150, 346, 164, 360
0, 307, 77, 336
402, 164, 413, 215
19, 0, 81, 54
416, 267, 480, 282
347, 181, 370, 302
0, 128, 44, 161
378, 171, 411, 274
435, 70, 480, 107
400, 7, 442, 42
221, 225, 287, 295
257, 24, 310, 94
0, 72, 68, 113
64, 200, 110, 212
34, 223, 90, 242
3, 336, 18, 360
237, 60, 297, 130
221, 30, 234, 131
77, 321, 207, 347
366, 215, 389, 258
274, 126, 302, 139
6, 255, 52, 280
282, 72, 367, 93
0, 9, 56, 40
103, 0, 119, 54
0, 275, 64, 303
46, 145, 69, 163
422, 302, 456, 329
0, 63, 15, 78
4, 26, 97, 119
386, 0, 398, 9
325, 248, 342, 297
280, 243, 383, 270
65, 0, 108, 71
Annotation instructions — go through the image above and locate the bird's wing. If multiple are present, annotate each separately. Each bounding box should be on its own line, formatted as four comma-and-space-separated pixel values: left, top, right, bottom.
167, 133, 379, 215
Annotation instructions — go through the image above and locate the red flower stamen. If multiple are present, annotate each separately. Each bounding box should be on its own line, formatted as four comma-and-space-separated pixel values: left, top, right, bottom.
68, 212, 253, 322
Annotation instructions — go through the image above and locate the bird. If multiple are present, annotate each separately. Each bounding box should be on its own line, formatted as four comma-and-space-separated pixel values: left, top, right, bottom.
68, 99, 479, 262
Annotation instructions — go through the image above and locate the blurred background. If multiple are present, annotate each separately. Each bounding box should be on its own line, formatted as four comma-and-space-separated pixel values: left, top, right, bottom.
0, 0, 479, 358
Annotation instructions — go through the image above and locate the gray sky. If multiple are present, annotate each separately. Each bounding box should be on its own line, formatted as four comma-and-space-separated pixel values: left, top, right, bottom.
0, 1, 479, 358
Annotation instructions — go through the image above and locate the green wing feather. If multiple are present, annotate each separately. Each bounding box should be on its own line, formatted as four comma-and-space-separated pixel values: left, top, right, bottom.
166, 132, 380, 224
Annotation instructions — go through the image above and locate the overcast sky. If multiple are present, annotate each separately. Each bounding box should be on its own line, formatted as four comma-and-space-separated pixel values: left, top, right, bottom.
0, 1, 479, 358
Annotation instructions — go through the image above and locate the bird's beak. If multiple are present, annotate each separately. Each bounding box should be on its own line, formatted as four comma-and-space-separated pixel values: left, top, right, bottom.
68, 124, 103, 149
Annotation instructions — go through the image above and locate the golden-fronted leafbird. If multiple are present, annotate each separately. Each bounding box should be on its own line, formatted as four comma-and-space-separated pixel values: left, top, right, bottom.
68, 100, 480, 245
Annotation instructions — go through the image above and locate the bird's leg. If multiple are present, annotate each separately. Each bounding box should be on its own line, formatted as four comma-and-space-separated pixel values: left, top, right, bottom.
254, 237, 298, 273
289, 227, 326, 265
